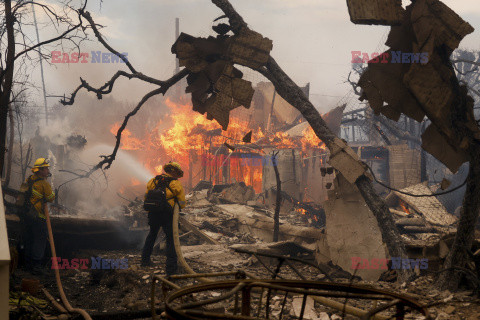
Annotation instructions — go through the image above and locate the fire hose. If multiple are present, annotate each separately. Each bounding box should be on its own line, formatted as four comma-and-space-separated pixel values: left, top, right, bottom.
172, 203, 212, 283
44, 203, 92, 320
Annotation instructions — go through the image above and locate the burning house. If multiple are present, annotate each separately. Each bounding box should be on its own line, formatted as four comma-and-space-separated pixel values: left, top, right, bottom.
4, 0, 480, 317
99, 81, 346, 211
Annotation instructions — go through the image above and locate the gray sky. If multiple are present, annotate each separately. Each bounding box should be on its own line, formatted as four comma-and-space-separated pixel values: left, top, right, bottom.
33, 0, 480, 114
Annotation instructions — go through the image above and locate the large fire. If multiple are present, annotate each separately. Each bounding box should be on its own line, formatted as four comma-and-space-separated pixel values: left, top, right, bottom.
111, 97, 327, 194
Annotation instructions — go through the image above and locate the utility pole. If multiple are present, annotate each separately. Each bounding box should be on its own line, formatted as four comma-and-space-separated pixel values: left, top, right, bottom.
175, 18, 181, 99
32, 4, 49, 125
175, 18, 180, 74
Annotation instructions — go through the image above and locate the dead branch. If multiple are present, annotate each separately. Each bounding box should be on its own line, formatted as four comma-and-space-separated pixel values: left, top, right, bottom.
453, 62, 478, 76
375, 115, 422, 145
96, 74, 187, 170
211, 0, 414, 282
73, 10, 176, 87
0, 0, 90, 174
58, 67, 187, 183
346, 71, 363, 96
0, 2, 87, 81
116, 192, 134, 203
80, 11, 135, 72
452, 59, 480, 68
59, 8, 189, 174
464, 83, 480, 98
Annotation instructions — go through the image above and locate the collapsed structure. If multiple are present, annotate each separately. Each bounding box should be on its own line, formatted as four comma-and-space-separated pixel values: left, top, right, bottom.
4, 0, 480, 318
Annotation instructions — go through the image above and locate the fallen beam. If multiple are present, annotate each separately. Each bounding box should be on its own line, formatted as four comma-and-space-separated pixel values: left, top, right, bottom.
179, 216, 219, 245
402, 226, 436, 234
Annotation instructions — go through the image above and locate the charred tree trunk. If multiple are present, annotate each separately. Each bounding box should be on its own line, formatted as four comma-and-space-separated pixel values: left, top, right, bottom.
0, 0, 16, 177
434, 49, 480, 289
272, 151, 281, 242
262, 58, 413, 282
420, 121, 428, 182
21, 144, 32, 182
211, 0, 414, 282
438, 146, 480, 290
4, 104, 14, 187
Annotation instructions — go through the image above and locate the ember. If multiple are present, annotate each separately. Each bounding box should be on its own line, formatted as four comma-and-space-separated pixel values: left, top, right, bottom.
399, 201, 411, 215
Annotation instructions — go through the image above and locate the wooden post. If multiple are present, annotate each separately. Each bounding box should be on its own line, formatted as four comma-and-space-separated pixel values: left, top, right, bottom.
202, 149, 206, 181
272, 151, 281, 242
188, 150, 193, 190
249, 155, 254, 187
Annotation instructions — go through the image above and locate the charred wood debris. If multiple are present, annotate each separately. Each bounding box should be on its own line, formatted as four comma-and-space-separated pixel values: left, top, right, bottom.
7, 179, 480, 319
7, 0, 480, 319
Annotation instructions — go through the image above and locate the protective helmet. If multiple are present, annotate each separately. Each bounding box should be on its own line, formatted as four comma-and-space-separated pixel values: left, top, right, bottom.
164, 161, 184, 177
32, 158, 50, 173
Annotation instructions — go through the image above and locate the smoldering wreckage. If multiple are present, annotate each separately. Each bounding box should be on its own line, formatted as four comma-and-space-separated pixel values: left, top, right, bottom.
3, 0, 480, 319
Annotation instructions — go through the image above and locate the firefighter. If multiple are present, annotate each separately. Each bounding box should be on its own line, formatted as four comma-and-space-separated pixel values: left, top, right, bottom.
23, 158, 55, 274
141, 161, 186, 275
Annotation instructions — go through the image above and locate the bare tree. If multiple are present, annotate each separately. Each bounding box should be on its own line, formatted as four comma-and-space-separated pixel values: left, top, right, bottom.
453, 50, 480, 112
0, 0, 88, 176
11, 98, 34, 183
62, 0, 414, 282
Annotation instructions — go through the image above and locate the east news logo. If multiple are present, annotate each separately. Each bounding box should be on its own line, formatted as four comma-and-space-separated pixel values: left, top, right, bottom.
351, 257, 428, 270
52, 257, 128, 269
351, 51, 429, 64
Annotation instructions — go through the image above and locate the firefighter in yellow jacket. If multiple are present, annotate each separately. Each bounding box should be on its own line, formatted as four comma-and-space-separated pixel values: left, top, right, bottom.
141, 162, 186, 275
23, 158, 55, 274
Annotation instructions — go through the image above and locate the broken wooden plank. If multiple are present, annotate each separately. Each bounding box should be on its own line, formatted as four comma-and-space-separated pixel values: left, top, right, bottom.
216, 204, 324, 244
420, 124, 468, 173
402, 226, 436, 234
395, 218, 425, 227
327, 137, 369, 184
347, 0, 404, 26
390, 209, 410, 217
230, 241, 313, 257
179, 216, 219, 245
392, 183, 457, 226
410, 0, 475, 53
227, 28, 273, 69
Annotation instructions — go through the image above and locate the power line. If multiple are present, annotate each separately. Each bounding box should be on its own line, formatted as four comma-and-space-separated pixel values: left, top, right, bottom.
310, 93, 344, 98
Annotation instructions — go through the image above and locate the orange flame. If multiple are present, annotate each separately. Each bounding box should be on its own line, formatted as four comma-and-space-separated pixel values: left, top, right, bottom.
110, 96, 327, 194
296, 208, 307, 215
110, 124, 144, 150
399, 201, 411, 215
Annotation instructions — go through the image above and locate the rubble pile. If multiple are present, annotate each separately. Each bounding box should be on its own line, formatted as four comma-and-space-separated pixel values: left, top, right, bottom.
382, 182, 465, 270
8, 182, 480, 319
207, 181, 256, 204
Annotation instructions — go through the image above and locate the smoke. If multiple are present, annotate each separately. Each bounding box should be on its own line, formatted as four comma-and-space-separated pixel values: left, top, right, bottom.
40, 118, 73, 145
47, 149, 57, 187
56, 144, 153, 217
28, 93, 173, 217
